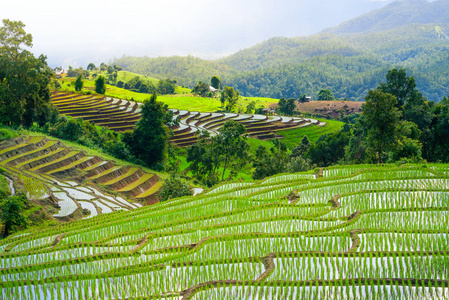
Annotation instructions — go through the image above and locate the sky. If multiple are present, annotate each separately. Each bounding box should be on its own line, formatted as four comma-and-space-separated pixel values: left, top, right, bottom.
1, 0, 393, 68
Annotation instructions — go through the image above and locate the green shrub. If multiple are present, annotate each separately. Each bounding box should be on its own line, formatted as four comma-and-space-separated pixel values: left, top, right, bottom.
0, 128, 18, 142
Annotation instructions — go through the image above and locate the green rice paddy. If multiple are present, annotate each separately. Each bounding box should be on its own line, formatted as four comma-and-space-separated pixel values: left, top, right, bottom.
1, 163, 447, 299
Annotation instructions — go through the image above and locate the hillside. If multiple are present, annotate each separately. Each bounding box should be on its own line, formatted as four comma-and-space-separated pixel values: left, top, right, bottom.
50, 91, 328, 148
112, 0, 449, 102
0, 134, 164, 226
1, 164, 448, 298
113, 55, 233, 88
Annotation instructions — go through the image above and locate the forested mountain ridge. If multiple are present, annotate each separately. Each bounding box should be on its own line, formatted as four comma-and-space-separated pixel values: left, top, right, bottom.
324, 0, 449, 35
112, 0, 449, 101
112, 55, 232, 88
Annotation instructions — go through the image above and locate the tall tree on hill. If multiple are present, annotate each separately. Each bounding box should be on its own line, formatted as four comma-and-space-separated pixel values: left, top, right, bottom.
278, 98, 296, 115
87, 63, 96, 71
0, 19, 57, 127
0, 194, 27, 237
192, 81, 210, 97
360, 89, 403, 164
95, 75, 106, 94
378, 68, 416, 108
158, 79, 176, 95
377, 68, 432, 160
75, 74, 83, 91
211, 75, 220, 90
220, 86, 239, 111
317, 89, 334, 100
124, 92, 175, 169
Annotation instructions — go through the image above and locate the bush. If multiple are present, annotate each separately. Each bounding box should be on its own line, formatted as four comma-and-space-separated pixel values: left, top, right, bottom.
158, 173, 192, 201
0, 128, 18, 142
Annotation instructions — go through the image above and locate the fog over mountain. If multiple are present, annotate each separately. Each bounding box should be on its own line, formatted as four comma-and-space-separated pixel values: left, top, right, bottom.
113, 0, 449, 101
1, 0, 392, 67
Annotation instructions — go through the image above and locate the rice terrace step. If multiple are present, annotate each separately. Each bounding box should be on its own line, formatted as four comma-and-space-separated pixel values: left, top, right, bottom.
0, 136, 163, 222
51, 91, 324, 146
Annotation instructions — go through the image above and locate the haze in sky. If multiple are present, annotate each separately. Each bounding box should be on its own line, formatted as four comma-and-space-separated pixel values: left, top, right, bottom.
1, 0, 392, 68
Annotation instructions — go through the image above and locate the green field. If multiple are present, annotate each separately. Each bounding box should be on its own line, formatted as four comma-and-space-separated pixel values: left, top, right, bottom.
57, 73, 280, 113
158, 95, 223, 112
277, 118, 344, 148
1, 164, 447, 299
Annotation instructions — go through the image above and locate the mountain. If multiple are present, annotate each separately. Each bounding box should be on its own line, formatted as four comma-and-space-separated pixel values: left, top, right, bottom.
112, 0, 449, 102
325, 0, 449, 35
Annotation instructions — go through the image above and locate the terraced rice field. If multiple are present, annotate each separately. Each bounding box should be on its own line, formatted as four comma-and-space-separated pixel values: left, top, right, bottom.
1, 164, 447, 299
51, 92, 325, 147
0, 136, 162, 220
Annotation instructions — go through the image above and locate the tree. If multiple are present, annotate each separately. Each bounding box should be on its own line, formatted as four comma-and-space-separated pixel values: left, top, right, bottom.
75, 74, 84, 91
0, 19, 56, 127
277, 98, 296, 115
317, 89, 334, 100
286, 155, 311, 173
291, 135, 310, 158
298, 94, 308, 102
360, 89, 402, 163
0, 19, 32, 60
192, 81, 210, 97
378, 68, 416, 108
113, 64, 122, 71
187, 121, 249, 185
307, 130, 352, 167
124, 92, 174, 168
214, 121, 249, 181
100, 62, 108, 72
187, 130, 218, 186
158, 173, 192, 201
158, 78, 176, 95
0, 193, 27, 237
220, 86, 239, 111
87, 63, 96, 71
246, 101, 256, 113
211, 75, 220, 90
95, 75, 106, 94
277, 98, 286, 113
139, 82, 154, 94
252, 139, 290, 180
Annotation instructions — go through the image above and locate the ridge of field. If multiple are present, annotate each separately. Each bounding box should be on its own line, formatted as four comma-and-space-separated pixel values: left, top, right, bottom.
1, 163, 448, 299
0, 134, 165, 225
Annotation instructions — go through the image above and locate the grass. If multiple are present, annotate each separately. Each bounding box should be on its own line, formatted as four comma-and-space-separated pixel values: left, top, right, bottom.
0, 175, 10, 196
0, 127, 19, 142
239, 96, 280, 110
116, 71, 160, 86
277, 118, 344, 148
246, 137, 275, 151
157, 95, 222, 112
